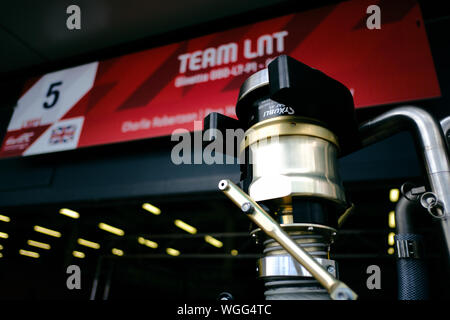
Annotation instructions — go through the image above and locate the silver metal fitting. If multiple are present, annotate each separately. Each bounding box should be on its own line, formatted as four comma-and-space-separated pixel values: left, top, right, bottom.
396, 239, 422, 259
420, 192, 445, 219
258, 255, 337, 278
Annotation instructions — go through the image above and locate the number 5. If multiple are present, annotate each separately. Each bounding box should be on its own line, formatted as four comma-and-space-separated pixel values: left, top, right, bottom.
43, 81, 63, 109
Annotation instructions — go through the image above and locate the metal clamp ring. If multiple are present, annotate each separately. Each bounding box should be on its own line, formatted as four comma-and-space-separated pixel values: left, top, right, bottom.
420, 192, 445, 219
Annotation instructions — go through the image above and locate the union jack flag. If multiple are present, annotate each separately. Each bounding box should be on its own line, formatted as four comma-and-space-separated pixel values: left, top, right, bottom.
49, 125, 76, 145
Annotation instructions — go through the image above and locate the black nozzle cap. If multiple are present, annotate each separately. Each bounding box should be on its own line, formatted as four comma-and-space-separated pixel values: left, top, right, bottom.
267, 55, 361, 155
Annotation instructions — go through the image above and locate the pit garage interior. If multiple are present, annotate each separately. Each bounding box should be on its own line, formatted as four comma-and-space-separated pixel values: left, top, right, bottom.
0, 0, 449, 300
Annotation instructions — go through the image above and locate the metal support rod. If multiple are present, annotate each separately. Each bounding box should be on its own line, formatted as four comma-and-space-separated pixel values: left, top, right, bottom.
218, 179, 358, 300
102, 262, 114, 300
359, 106, 450, 260
90, 256, 103, 300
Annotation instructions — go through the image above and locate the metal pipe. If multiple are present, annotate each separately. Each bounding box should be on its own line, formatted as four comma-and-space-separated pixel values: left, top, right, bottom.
218, 179, 358, 300
359, 106, 450, 259
441, 116, 450, 151
441, 116, 450, 137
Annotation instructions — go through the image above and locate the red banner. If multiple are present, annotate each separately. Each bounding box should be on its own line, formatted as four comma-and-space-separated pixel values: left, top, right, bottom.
0, 0, 440, 158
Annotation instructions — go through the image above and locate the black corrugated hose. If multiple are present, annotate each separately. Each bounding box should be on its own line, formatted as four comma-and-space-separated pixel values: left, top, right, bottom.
395, 196, 430, 300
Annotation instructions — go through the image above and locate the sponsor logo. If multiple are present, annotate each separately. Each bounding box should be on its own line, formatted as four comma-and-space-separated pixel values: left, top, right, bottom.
5, 132, 35, 147
263, 104, 295, 118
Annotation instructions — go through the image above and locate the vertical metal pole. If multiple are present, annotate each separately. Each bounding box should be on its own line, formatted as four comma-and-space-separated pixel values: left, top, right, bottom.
90, 256, 103, 300
102, 262, 114, 300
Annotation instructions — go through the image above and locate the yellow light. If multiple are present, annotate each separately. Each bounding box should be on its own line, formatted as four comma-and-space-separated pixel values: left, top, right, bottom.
231, 249, 238, 256
34, 225, 61, 238
112, 248, 124, 256
388, 211, 396, 229
142, 203, 161, 215
98, 222, 125, 236
77, 238, 100, 249
27, 240, 51, 250
388, 232, 396, 246
166, 248, 180, 256
59, 208, 80, 219
0, 215, 11, 222
205, 235, 223, 248
0, 232, 7, 239
0, 244, 3, 250
388, 247, 395, 255
0, 253, 2, 258
389, 188, 400, 202
137, 237, 158, 249
174, 219, 197, 234
73, 251, 85, 259
19, 249, 39, 258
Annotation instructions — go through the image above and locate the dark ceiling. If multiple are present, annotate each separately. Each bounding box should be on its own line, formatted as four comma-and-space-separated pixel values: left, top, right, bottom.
1, 0, 448, 80
0, 0, 293, 74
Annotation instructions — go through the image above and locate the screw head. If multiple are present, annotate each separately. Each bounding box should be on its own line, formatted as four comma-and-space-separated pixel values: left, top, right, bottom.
241, 202, 254, 213
327, 266, 335, 274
